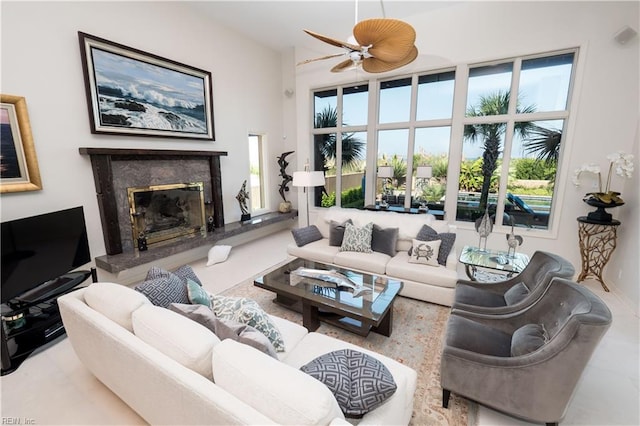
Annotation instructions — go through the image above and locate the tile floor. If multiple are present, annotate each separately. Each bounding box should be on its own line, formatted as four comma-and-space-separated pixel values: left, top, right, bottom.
1, 229, 638, 425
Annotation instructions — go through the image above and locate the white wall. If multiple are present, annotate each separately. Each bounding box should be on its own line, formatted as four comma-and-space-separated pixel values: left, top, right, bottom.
1, 2, 286, 264
293, 1, 639, 312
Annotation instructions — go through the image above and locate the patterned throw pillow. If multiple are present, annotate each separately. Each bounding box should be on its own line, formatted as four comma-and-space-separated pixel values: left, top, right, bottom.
211, 295, 285, 352
135, 272, 189, 308
300, 349, 397, 417
186, 279, 212, 308
413, 225, 456, 266
169, 303, 277, 358
173, 265, 203, 286
329, 219, 353, 246
340, 222, 373, 253
408, 239, 441, 267
291, 225, 323, 247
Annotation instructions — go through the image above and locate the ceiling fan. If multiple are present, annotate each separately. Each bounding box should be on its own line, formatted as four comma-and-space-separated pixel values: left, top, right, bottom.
298, 18, 418, 73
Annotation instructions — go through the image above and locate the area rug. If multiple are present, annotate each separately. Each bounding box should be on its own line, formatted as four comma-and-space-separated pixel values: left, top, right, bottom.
221, 262, 477, 425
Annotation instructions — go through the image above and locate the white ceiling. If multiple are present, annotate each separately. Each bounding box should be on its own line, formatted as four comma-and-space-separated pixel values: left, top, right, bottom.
188, 1, 460, 53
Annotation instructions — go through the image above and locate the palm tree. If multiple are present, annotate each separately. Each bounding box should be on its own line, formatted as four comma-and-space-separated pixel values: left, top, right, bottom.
464, 90, 536, 211
522, 124, 562, 164
314, 106, 365, 169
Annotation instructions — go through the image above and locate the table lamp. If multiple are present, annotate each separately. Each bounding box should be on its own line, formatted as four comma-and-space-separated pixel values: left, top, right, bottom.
377, 166, 393, 207
415, 166, 433, 211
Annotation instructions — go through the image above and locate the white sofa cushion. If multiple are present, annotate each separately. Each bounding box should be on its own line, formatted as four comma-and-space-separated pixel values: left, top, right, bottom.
333, 250, 390, 275
268, 315, 309, 361
287, 239, 340, 264
132, 304, 220, 380
84, 282, 151, 332
212, 339, 344, 425
386, 252, 458, 288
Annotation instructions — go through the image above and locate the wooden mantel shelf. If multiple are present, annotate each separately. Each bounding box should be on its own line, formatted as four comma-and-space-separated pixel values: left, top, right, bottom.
95, 210, 298, 274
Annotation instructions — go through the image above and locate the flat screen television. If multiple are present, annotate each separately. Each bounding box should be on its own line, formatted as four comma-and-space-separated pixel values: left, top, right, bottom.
1, 206, 91, 304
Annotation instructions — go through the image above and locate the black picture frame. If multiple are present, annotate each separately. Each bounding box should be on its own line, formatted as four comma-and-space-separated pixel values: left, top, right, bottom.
78, 32, 215, 140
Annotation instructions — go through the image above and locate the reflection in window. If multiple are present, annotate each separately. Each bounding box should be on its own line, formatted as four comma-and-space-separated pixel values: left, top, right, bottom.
520, 53, 574, 112
457, 123, 506, 223
417, 71, 455, 120
377, 129, 408, 205
314, 89, 337, 129
343, 85, 369, 126
413, 127, 451, 208
379, 78, 412, 124
466, 63, 513, 115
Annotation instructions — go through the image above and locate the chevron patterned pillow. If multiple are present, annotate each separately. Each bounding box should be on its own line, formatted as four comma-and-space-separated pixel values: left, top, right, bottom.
300, 349, 397, 417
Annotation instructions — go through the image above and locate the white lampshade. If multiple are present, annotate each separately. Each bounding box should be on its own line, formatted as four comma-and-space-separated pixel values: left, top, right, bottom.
416, 166, 433, 179
377, 166, 393, 178
292, 171, 325, 187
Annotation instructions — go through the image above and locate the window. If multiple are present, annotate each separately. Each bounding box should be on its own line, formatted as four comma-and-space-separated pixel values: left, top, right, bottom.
457, 52, 575, 230
248, 134, 265, 212
310, 49, 576, 232
313, 85, 368, 209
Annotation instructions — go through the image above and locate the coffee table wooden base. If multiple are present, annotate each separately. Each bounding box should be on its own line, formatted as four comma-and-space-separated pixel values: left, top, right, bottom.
273, 294, 393, 337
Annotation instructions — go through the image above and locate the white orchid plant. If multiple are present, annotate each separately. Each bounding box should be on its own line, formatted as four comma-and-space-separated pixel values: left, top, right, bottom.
573, 151, 634, 204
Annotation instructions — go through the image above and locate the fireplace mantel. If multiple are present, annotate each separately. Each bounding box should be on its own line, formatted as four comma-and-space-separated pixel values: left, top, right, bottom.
80, 147, 227, 255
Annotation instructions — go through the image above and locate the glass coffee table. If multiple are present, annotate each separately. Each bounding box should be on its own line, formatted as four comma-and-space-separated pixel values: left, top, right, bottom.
459, 245, 530, 281
254, 258, 402, 337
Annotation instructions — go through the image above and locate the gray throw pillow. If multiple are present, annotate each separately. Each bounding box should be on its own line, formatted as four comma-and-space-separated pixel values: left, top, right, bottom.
291, 225, 323, 247
329, 219, 353, 246
173, 264, 203, 286
371, 224, 399, 257
169, 303, 278, 358
412, 226, 456, 266
135, 272, 189, 308
300, 349, 397, 418
503, 282, 530, 305
511, 323, 548, 356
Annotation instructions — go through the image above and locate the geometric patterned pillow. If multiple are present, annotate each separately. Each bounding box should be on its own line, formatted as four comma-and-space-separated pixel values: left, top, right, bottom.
300, 349, 397, 418
135, 273, 189, 308
211, 295, 285, 352
339, 222, 373, 253
173, 264, 203, 286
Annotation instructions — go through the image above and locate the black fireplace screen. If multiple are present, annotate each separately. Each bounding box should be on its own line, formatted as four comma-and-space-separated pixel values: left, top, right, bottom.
128, 182, 206, 248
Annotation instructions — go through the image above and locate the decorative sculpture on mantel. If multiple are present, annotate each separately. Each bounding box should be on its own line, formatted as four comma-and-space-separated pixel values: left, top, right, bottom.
277, 151, 294, 213
236, 180, 251, 222
474, 207, 493, 252
506, 216, 523, 257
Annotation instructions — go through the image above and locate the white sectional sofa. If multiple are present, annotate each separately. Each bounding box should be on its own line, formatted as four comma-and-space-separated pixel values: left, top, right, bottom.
287, 207, 459, 307
58, 282, 417, 425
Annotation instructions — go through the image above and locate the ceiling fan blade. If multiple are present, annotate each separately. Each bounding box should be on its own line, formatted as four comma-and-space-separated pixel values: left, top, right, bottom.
354, 18, 416, 63
331, 59, 359, 73
297, 53, 346, 66
362, 46, 418, 73
303, 29, 361, 51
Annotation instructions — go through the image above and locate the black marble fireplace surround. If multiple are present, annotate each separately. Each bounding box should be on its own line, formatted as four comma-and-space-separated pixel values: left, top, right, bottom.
80, 148, 297, 274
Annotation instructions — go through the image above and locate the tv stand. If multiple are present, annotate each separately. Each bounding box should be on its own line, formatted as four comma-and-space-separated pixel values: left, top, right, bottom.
1, 269, 96, 375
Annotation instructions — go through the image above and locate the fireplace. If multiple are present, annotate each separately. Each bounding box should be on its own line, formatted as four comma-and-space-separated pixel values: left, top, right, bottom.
79, 148, 227, 255
128, 182, 206, 248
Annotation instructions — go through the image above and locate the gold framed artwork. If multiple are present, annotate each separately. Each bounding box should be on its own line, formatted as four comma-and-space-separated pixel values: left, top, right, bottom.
0, 94, 42, 193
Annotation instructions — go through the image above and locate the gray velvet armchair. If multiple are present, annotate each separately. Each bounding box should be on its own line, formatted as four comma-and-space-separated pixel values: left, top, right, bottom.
453, 251, 575, 315
441, 278, 612, 426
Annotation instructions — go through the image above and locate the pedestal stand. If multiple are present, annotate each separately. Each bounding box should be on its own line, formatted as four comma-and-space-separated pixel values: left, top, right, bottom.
576, 217, 620, 292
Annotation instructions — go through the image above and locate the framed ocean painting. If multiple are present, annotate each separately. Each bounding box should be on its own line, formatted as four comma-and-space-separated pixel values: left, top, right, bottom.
78, 32, 215, 140
0, 94, 42, 193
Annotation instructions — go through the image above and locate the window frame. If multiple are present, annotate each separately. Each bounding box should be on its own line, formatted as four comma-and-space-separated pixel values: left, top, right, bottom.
309, 47, 579, 237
